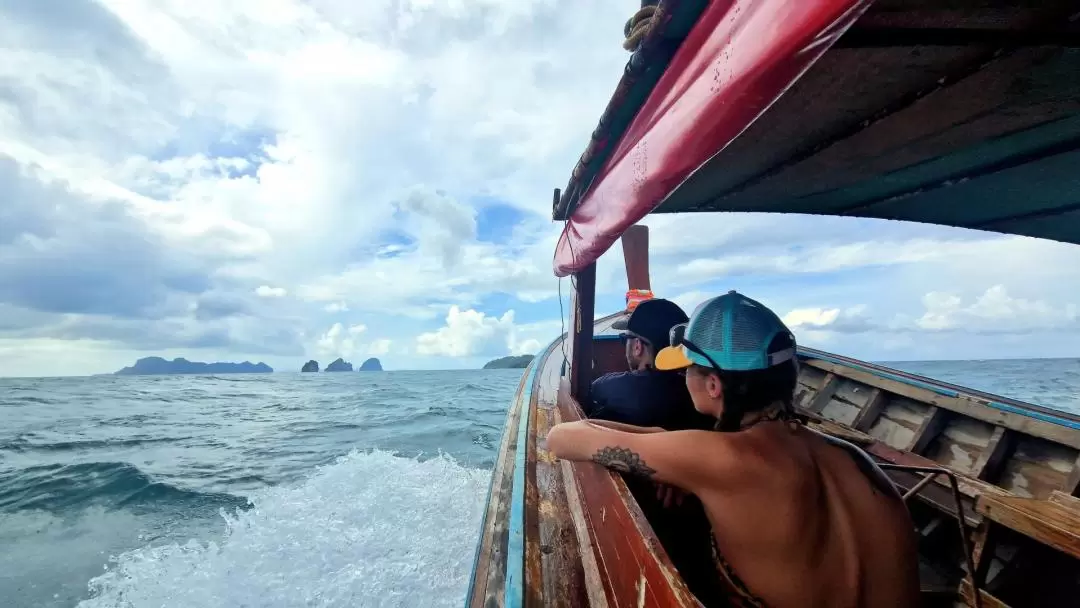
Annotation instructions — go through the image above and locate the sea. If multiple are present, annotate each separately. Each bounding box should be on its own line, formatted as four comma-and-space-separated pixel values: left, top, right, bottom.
1, 359, 1078, 608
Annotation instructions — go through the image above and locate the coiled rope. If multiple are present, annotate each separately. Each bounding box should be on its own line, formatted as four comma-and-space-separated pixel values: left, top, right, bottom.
622, 4, 659, 51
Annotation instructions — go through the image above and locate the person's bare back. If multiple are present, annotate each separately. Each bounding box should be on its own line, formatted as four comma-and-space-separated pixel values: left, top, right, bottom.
691, 423, 920, 607
548, 292, 922, 606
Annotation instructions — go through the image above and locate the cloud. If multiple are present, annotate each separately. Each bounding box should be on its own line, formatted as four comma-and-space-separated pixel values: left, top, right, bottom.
255, 285, 287, 298
1, 1, 1079, 376
416, 306, 517, 358
915, 285, 1078, 334
315, 322, 392, 359
782, 306, 875, 334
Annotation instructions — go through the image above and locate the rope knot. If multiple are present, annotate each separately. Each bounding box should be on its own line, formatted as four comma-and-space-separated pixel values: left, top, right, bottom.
623, 4, 660, 52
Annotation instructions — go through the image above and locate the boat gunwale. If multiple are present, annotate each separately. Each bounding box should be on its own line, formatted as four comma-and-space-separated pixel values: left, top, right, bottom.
799, 346, 1080, 429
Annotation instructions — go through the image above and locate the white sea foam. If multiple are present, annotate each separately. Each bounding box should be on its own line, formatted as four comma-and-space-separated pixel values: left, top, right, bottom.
78, 450, 491, 608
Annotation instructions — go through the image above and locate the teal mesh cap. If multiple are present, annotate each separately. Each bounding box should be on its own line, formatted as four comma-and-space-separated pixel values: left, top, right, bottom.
655, 291, 797, 372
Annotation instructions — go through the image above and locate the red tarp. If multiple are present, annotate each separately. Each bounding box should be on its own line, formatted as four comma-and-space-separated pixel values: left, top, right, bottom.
554, 0, 871, 276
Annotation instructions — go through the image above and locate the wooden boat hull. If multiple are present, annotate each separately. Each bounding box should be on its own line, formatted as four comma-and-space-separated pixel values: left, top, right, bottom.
467, 315, 1080, 607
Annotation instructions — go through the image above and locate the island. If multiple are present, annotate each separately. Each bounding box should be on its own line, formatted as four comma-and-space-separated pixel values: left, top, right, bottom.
301, 360, 319, 372
358, 358, 383, 371
114, 357, 273, 375
483, 355, 535, 369
325, 358, 353, 372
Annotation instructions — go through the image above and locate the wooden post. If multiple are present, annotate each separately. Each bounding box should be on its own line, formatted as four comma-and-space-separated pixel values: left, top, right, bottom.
569, 263, 596, 402
621, 225, 651, 294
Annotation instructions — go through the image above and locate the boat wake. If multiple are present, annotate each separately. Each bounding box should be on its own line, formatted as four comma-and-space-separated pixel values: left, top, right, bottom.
77, 450, 490, 608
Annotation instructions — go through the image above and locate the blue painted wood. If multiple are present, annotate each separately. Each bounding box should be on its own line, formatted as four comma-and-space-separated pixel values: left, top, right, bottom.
503, 339, 549, 608
465, 332, 565, 608
800, 348, 1080, 431
464, 383, 520, 604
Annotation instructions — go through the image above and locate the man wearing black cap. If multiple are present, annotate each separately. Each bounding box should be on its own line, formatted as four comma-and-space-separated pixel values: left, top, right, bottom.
585, 298, 723, 605
587, 298, 714, 431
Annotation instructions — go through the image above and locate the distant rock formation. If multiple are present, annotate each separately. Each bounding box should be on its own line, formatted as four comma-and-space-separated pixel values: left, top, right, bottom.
358, 358, 383, 371
115, 357, 273, 376
301, 360, 319, 373
325, 358, 353, 372
483, 355, 535, 369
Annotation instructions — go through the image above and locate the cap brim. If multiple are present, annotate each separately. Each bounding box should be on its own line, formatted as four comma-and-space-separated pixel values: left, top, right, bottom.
655, 345, 693, 371
611, 318, 629, 330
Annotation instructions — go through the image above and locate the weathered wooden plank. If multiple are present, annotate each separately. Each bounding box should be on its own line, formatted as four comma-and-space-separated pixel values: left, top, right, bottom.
997, 437, 1076, 500
560, 458, 610, 608
530, 393, 588, 607
976, 494, 1080, 560
908, 406, 950, 455
797, 365, 829, 391
866, 397, 928, 450
851, 388, 887, 432
959, 580, 1009, 608
974, 427, 1015, 483
524, 378, 543, 608
556, 394, 700, 607
923, 417, 996, 477
505, 357, 535, 608
470, 371, 529, 608
1049, 490, 1080, 509
806, 359, 1080, 450
807, 373, 840, 413
621, 224, 651, 293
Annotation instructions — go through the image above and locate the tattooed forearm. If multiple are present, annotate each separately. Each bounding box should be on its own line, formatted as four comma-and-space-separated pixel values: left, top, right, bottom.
591, 447, 656, 478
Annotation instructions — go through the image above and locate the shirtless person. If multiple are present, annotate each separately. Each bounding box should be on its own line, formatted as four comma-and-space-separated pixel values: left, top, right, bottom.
547, 291, 920, 607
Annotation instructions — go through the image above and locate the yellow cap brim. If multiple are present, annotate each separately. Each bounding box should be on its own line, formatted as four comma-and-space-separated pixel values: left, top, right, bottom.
655, 345, 693, 371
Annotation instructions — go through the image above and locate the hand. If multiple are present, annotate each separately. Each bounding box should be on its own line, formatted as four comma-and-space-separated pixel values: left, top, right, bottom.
655, 482, 687, 508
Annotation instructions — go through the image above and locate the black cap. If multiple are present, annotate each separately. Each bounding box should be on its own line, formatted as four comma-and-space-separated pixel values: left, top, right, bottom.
612, 298, 689, 350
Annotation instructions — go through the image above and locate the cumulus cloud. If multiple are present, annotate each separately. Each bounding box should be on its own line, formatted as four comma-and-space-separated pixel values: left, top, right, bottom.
2, 0, 1079, 375
416, 306, 517, 358
315, 323, 392, 359
915, 285, 1078, 334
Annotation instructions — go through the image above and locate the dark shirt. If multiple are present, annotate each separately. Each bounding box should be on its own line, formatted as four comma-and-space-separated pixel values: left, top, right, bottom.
584, 368, 725, 605
586, 368, 714, 431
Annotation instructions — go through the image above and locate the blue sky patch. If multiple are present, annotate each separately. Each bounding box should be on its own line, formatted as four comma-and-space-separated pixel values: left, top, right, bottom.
474, 199, 528, 244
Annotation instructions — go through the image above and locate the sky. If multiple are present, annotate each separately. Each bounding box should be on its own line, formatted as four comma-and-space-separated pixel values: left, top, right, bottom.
1, 0, 1078, 377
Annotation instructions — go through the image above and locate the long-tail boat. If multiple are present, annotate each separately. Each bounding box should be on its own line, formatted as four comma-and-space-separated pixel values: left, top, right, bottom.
468, 1, 1080, 606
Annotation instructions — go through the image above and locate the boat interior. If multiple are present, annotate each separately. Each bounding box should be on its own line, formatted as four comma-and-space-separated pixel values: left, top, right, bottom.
471, 0, 1080, 606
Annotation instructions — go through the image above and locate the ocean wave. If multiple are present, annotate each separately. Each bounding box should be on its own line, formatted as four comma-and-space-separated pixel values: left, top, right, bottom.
0, 462, 248, 514
0, 435, 186, 453
79, 450, 490, 608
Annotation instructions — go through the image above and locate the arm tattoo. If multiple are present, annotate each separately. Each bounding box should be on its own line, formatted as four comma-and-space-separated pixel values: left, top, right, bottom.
591, 447, 656, 478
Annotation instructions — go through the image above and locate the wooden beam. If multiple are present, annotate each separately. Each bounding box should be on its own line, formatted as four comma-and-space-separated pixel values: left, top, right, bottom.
569, 263, 596, 402
807, 373, 840, 413
976, 494, 1080, 561
805, 359, 1080, 450
973, 427, 1015, 483
620, 225, 651, 294
852, 388, 888, 432
1050, 490, 1080, 509
959, 580, 1009, 608
908, 407, 950, 455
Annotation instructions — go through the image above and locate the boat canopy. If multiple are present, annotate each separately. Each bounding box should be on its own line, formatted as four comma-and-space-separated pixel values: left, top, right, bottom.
553, 0, 1080, 276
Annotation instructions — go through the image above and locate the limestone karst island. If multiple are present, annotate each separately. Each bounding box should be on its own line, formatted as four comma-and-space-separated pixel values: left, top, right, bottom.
301, 358, 383, 372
